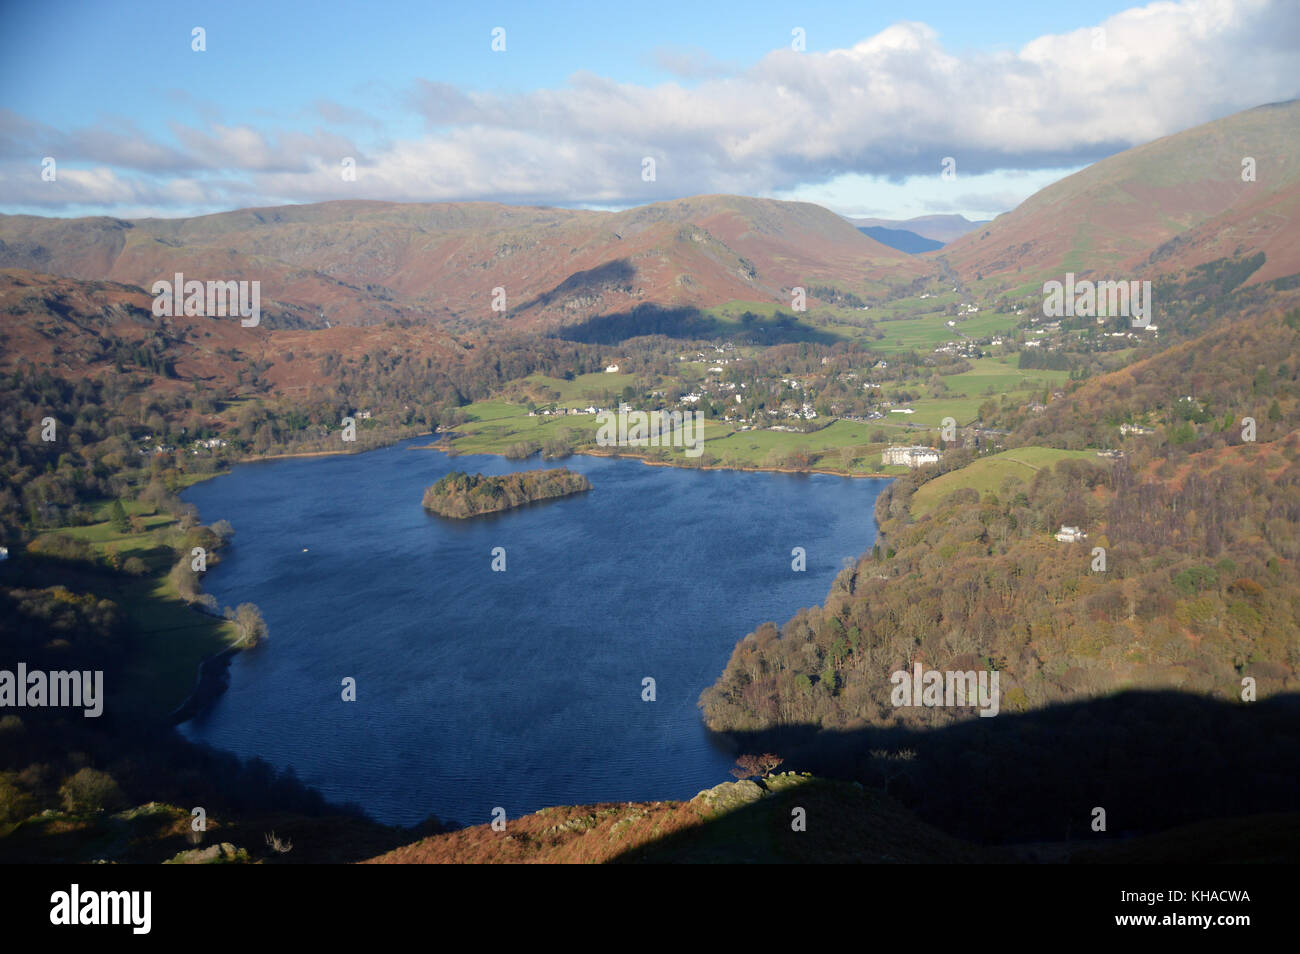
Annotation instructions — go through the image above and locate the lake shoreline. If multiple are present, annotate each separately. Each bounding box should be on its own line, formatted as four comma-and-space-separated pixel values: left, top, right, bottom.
235, 431, 434, 463
222, 421, 899, 481
177, 438, 888, 825
175, 431, 889, 734
169, 642, 241, 726
413, 434, 898, 480
575, 446, 896, 479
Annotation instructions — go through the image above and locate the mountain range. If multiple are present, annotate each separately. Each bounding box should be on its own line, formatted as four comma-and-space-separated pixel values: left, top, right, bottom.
846, 214, 991, 244
0, 196, 922, 333
3, 99, 1295, 340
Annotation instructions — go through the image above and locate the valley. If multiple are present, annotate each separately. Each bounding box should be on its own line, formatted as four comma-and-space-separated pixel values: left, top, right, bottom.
2, 98, 1299, 867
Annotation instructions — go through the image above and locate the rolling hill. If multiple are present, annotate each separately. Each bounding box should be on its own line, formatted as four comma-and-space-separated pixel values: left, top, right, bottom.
941, 100, 1300, 295
0, 267, 466, 395
0, 196, 925, 334
941, 100, 1300, 291
4, 100, 1299, 341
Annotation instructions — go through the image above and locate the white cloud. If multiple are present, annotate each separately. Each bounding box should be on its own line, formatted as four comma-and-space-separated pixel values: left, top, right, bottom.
1, 0, 1295, 217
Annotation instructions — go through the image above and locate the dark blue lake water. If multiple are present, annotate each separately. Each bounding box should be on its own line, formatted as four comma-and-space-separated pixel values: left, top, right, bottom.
179, 440, 889, 827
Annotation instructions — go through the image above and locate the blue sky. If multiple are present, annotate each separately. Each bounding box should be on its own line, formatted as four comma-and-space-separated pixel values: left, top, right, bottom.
1, 0, 1296, 219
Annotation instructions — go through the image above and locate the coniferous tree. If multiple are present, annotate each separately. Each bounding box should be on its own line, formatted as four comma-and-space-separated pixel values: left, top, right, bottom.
109, 499, 129, 534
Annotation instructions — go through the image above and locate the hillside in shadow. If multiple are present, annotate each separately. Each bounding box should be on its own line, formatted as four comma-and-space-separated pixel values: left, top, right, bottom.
515, 258, 638, 314
367, 688, 1300, 863
709, 689, 1300, 846
555, 302, 842, 345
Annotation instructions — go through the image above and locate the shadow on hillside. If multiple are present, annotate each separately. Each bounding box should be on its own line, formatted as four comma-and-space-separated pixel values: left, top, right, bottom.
517, 258, 637, 312
555, 303, 843, 345
635, 690, 1300, 859
611, 775, 998, 864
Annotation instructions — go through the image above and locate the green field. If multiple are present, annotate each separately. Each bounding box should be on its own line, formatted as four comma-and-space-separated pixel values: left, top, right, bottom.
446, 401, 577, 454
462, 400, 531, 422
861, 291, 959, 319
941, 356, 1071, 397
444, 398, 915, 473
871, 312, 1021, 353
884, 398, 985, 428
959, 312, 1026, 338
705, 419, 890, 469
516, 372, 639, 405
446, 399, 738, 458
909, 446, 1098, 516
31, 499, 241, 719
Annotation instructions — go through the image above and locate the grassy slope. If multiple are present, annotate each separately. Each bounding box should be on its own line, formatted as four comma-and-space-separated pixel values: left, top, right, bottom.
909, 446, 1098, 516
365, 774, 989, 864
871, 312, 1021, 353
705, 420, 888, 468
518, 371, 639, 403
944, 356, 1071, 395
31, 498, 241, 719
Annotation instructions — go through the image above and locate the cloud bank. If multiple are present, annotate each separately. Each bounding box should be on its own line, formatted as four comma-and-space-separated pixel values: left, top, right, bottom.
1, 0, 1296, 216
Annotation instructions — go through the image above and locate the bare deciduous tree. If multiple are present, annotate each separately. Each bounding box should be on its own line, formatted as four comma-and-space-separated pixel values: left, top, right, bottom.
265, 831, 293, 854
225, 603, 268, 647
731, 753, 784, 780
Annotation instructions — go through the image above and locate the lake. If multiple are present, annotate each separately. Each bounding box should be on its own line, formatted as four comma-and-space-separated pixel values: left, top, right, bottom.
179, 440, 889, 827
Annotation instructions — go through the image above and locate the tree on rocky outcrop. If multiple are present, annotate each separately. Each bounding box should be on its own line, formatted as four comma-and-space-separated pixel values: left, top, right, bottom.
731, 753, 784, 781
59, 767, 126, 814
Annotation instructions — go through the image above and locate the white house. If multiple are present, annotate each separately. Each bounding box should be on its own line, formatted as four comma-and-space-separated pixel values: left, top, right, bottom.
605, 364, 620, 373
1120, 423, 1154, 436
1055, 526, 1087, 543
882, 445, 940, 468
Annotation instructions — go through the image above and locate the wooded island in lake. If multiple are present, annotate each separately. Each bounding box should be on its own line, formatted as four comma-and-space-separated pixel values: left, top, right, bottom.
422, 468, 593, 517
